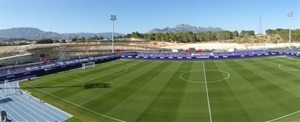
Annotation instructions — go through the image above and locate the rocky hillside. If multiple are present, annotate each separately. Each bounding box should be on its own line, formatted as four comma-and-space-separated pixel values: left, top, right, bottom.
148, 24, 223, 33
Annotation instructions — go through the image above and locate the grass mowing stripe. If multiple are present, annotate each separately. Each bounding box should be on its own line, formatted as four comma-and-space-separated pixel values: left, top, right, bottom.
229, 60, 299, 120
46, 61, 151, 101
266, 110, 300, 122
60, 60, 137, 77
175, 61, 209, 122
53, 61, 138, 82
27, 61, 138, 87
205, 61, 252, 121
19, 58, 300, 121
234, 59, 299, 105
222, 60, 290, 121
21, 61, 161, 121
135, 62, 192, 121
62, 61, 163, 121
271, 56, 300, 63
244, 59, 300, 97
80, 62, 172, 120
271, 59, 300, 72
21, 83, 125, 122
105, 61, 184, 121
27, 61, 136, 86
64, 61, 159, 105
215, 61, 278, 121
250, 57, 300, 80
264, 57, 300, 68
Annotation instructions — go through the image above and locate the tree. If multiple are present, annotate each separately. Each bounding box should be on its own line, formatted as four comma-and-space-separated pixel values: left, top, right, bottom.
240, 30, 255, 37
155, 34, 161, 41
99, 36, 104, 40
72, 37, 77, 43
265, 28, 300, 42
94, 35, 100, 40
54, 40, 59, 43
232, 31, 239, 37
81, 37, 86, 44
61, 39, 66, 43
36, 39, 53, 44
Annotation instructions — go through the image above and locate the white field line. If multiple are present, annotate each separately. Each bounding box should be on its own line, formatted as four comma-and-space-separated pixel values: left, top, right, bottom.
278, 65, 300, 71
23, 83, 126, 122
67, 65, 109, 74
56, 64, 137, 83
266, 110, 300, 122
203, 62, 213, 122
179, 70, 230, 84
269, 61, 300, 71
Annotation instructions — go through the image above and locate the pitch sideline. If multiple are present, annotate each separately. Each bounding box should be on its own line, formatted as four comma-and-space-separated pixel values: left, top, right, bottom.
266, 110, 300, 122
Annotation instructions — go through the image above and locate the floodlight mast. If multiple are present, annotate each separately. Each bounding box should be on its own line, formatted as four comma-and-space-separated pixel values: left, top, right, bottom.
111, 15, 116, 53
287, 12, 293, 49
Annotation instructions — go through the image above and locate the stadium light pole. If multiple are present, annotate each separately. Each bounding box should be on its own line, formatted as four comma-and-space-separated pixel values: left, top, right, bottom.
287, 12, 293, 49
111, 15, 116, 53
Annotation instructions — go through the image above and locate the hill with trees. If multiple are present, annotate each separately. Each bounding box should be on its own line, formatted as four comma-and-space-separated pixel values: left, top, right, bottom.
121, 29, 300, 43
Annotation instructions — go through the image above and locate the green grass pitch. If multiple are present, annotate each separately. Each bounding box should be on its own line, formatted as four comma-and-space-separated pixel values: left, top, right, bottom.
19, 56, 300, 122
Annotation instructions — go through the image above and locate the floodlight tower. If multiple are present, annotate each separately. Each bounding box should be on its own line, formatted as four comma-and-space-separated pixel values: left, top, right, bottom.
111, 15, 116, 53
287, 12, 293, 49
259, 16, 262, 35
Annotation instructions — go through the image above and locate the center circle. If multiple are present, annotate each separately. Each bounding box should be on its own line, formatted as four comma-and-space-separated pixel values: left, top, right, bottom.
179, 70, 230, 83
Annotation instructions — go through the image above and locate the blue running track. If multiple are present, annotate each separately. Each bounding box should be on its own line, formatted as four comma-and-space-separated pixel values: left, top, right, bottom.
0, 81, 72, 121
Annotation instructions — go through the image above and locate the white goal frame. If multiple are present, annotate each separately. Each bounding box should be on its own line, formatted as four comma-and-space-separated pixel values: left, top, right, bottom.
82, 62, 95, 69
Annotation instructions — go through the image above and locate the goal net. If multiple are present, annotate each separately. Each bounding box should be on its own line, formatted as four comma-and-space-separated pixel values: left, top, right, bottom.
3, 80, 17, 95
82, 62, 95, 69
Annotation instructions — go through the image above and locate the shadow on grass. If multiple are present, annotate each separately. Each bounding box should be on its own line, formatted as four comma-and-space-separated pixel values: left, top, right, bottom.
18, 83, 111, 89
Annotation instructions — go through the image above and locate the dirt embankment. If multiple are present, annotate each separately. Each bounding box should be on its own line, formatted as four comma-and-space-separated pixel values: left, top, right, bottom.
0, 42, 299, 57
0, 43, 157, 57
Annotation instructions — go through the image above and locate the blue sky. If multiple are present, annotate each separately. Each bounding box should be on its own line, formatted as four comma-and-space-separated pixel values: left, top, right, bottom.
0, 0, 299, 34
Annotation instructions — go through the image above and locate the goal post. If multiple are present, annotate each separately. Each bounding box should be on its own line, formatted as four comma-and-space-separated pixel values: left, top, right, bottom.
82, 62, 95, 69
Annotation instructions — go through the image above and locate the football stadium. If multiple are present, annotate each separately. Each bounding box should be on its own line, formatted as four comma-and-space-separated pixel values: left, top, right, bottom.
1, 1, 300, 122
0, 47, 299, 121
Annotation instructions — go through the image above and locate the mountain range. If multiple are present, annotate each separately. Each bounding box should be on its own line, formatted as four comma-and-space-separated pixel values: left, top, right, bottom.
148, 24, 223, 33
0, 24, 224, 41
0, 27, 124, 41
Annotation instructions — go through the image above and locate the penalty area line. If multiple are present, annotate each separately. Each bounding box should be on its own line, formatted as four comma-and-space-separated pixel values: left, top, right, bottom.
266, 110, 300, 122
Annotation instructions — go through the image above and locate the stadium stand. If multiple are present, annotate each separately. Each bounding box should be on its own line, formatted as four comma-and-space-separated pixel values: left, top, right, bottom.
123, 49, 299, 60
0, 53, 134, 82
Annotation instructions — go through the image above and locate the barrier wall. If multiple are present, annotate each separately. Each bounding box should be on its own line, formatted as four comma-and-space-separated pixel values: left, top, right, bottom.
122, 52, 300, 60
0, 55, 120, 82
